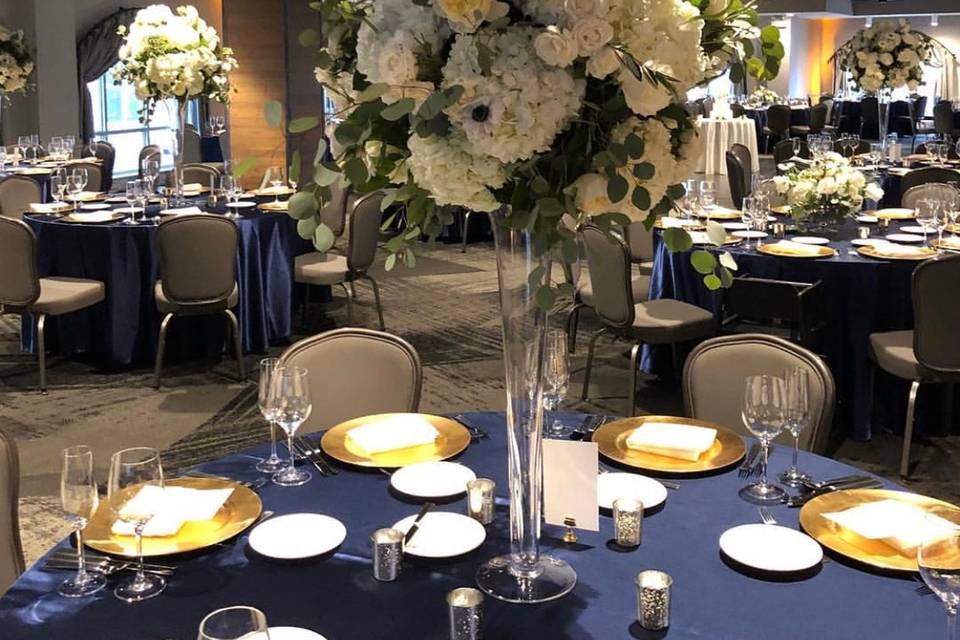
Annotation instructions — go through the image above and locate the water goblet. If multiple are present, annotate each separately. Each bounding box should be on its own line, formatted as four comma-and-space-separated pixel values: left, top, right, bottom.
221, 174, 239, 219
270, 366, 312, 487
267, 166, 284, 203
739, 375, 787, 504
916, 199, 939, 247
122, 180, 142, 225
58, 445, 107, 597
198, 606, 270, 640
542, 329, 572, 438
778, 368, 811, 487
918, 526, 960, 640
256, 358, 286, 473
67, 175, 83, 211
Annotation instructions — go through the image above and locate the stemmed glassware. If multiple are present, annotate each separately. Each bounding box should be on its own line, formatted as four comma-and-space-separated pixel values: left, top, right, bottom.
58, 445, 107, 597
267, 166, 284, 203
918, 526, 960, 640
542, 329, 572, 439
49, 170, 67, 217
122, 180, 142, 224
141, 158, 160, 199
740, 196, 756, 248
67, 174, 83, 211
739, 375, 787, 504
72, 167, 89, 204
256, 358, 286, 473
107, 447, 166, 602
791, 137, 802, 159
221, 174, 240, 219
270, 366, 312, 487
779, 367, 811, 487
699, 179, 716, 218
916, 199, 940, 247
198, 606, 270, 640
17, 136, 31, 165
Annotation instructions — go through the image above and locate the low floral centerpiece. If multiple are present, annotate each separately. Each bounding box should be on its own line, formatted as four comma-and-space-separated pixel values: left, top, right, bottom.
0, 24, 34, 135
749, 85, 778, 105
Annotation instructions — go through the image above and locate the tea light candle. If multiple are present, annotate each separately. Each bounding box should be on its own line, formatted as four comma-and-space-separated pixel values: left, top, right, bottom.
613, 497, 643, 547
636, 570, 672, 630
371, 528, 403, 582
447, 587, 484, 640
466, 478, 495, 525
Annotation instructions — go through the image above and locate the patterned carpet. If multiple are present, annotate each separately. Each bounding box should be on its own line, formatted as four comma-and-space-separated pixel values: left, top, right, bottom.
2, 233, 958, 567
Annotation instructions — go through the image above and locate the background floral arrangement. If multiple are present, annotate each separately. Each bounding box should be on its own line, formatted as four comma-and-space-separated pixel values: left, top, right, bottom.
290, 0, 784, 298
115, 4, 237, 118
0, 25, 33, 97
835, 19, 933, 93
772, 152, 884, 223
749, 85, 778, 104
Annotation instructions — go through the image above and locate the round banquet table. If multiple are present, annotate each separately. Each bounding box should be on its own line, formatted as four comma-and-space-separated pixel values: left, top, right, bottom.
21, 198, 312, 367
696, 117, 760, 176
0, 411, 945, 640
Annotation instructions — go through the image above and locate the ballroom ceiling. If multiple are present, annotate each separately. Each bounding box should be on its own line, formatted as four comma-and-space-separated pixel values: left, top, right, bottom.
757, 0, 960, 16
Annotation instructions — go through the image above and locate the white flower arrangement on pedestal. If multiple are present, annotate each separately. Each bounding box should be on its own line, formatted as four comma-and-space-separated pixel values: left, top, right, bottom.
749, 86, 778, 105
0, 25, 33, 98
838, 19, 934, 93
772, 152, 884, 226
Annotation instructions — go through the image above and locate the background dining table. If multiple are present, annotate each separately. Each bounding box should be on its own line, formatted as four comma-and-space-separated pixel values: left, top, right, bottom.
0, 411, 944, 640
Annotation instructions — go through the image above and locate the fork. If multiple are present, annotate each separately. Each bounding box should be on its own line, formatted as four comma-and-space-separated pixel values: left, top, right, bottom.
758, 507, 778, 525
453, 414, 489, 441
49, 550, 175, 572
739, 443, 760, 478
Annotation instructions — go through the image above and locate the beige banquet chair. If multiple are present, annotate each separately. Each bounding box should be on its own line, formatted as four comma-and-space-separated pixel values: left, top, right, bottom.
138, 145, 162, 179
0, 176, 41, 220
279, 327, 422, 433
153, 215, 244, 389
901, 183, 960, 211
580, 224, 715, 415
870, 255, 960, 479
171, 163, 221, 191
683, 333, 835, 452
296, 191, 386, 330
320, 180, 351, 241
0, 429, 24, 596
69, 161, 104, 194
0, 218, 106, 392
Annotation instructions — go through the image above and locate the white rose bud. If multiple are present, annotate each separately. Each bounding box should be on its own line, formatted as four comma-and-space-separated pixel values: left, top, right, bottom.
571, 17, 613, 56
586, 46, 620, 78
620, 72, 672, 116
533, 27, 579, 68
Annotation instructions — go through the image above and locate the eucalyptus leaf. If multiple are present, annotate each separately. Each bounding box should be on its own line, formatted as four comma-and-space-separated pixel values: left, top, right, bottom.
298, 29, 319, 48
264, 100, 283, 128
314, 163, 341, 187
624, 133, 645, 159
357, 83, 390, 103
313, 139, 328, 166
343, 157, 368, 186
296, 216, 318, 240
633, 162, 655, 180
706, 220, 727, 246
380, 98, 416, 121
527, 265, 546, 289
719, 265, 735, 288
607, 175, 629, 203
232, 157, 258, 179
535, 285, 556, 312
288, 117, 320, 134
718, 251, 739, 271
662, 227, 693, 253
288, 191, 317, 220
289, 150, 301, 185
313, 222, 335, 252
704, 274, 723, 290
385, 253, 397, 271
631, 186, 651, 210
691, 250, 717, 275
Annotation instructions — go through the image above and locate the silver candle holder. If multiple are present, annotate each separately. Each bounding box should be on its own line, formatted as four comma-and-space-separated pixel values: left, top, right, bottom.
466, 478, 495, 525
636, 570, 672, 630
613, 497, 643, 547
447, 587, 484, 640
371, 528, 403, 582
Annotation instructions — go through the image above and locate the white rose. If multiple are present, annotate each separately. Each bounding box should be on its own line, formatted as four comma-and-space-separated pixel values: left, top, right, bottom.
534, 27, 579, 67
772, 175, 790, 194
378, 37, 419, 82
565, 0, 600, 18
879, 53, 893, 66
620, 72, 672, 116
572, 173, 615, 216
816, 177, 837, 196
586, 45, 620, 78
865, 183, 884, 201
435, 0, 508, 33
571, 17, 613, 55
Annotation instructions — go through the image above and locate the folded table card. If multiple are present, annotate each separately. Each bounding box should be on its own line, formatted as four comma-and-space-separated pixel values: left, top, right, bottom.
823, 499, 959, 555
346, 415, 440, 455
543, 439, 599, 532
625, 422, 717, 462
111, 485, 234, 537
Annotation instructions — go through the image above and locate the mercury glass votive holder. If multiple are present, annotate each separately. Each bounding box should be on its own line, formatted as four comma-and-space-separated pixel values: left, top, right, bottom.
466, 478, 495, 525
858, 226, 871, 239
447, 587, 484, 640
613, 497, 643, 547
371, 528, 403, 582
636, 570, 672, 630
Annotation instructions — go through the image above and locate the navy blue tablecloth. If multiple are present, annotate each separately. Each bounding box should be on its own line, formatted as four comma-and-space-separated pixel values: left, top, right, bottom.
21, 202, 311, 367
0, 412, 943, 640
201, 137, 225, 163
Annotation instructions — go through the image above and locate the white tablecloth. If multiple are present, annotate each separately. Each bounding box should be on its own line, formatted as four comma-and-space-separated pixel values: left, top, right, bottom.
696, 117, 760, 175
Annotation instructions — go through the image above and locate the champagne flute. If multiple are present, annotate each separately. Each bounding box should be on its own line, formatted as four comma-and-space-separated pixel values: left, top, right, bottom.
198, 606, 270, 640
268, 166, 283, 203
67, 175, 83, 211
542, 329, 572, 438
739, 375, 787, 504
791, 137, 802, 159
779, 368, 811, 487
58, 445, 107, 597
222, 174, 239, 219
918, 526, 960, 640
108, 447, 166, 602
122, 180, 141, 225
256, 358, 286, 473
270, 366, 312, 487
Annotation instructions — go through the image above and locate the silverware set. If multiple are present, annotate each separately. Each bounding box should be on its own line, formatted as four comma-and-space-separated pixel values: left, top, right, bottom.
572, 415, 614, 441
293, 436, 338, 477
181, 470, 269, 491
453, 414, 489, 441
44, 550, 175, 577
783, 476, 883, 508
738, 443, 763, 478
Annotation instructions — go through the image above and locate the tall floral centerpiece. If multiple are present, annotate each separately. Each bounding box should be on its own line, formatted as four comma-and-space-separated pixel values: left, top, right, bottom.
297, 0, 782, 604
0, 25, 34, 144
115, 5, 236, 198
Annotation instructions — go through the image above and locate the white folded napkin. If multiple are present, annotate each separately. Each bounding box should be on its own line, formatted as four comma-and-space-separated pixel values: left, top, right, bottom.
181, 182, 204, 192
875, 242, 926, 257
159, 206, 205, 216
29, 202, 71, 213
775, 240, 823, 256
111, 485, 234, 537
625, 422, 717, 461
824, 499, 958, 555
346, 416, 441, 455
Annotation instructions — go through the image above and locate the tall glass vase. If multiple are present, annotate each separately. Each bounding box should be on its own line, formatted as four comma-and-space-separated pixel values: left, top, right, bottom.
167, 99, 188, 205
475, 208, 577, 604
877, 87, 892, 153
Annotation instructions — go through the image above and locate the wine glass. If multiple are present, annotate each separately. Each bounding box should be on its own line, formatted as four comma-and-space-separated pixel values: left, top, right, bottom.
739, 375, 787, 504
681, 179, 697, 220
67, 174, 83, 211
142, 158, 160, 196
779, 368, 811, 487
108, 447, 166, 602
198, 606, 270, 640
918, 526, 960, 640
267, 166, 284, 203
791, 137, 802, 159
699, 180, 716, 218
58, 445, 107, 598
869, 142, 883, 167
256, 358, 286, 473
542, 329, 572, 438
123, 180, 142, 225
87, 138, 98, 158
49, 171, 67, 217
72, 167, 89, 196
916, 199, 939, 247
270, 366, 312, 487
221, 174, 240, 219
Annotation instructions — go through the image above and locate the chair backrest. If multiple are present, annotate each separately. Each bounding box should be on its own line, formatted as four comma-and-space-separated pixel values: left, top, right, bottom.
183, 126, 202, 164
702, 97, 714, 117
347, 191, 384, 273
901, 184, 960, 210
773, 139, 809, 168
157, 214, 238, 304
821, 98, 835, 123
725, 150, 748, 209
279, 327, 422, 433
900, 167, 960, 195
0, 217, 40, 310
683, 333, 835, 452
722, 276, 818, 325
138, 145, 161, 179
766, 105, 792, 134
0, 176, 41, 221
860, 96, 879, 124
581, 224, 634, 328
179, 163, 221, 189
320, 180, 350, 238
82, 141, 116, 192
934, 101, 955, 136
71, 161, 104, 193
911, 96, 928, 125
731, 103, 746, 119
913, 255, 960, 378
915, 142, 960, 160
0, 429, 24, 596
731, 143, 753, 189
809, 102, 828, 133
624, 220, 654, 264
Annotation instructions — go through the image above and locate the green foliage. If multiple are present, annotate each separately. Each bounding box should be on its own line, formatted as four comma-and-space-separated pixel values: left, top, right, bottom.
263, 100, 283, 128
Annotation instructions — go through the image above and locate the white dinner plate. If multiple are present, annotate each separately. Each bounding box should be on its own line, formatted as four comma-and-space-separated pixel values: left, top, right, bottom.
248, 513, 347, 560
112, 207, 139, 214
885, 233, 925, 243
105, 196, 128, 203
390, 461, 476, 499
80, 203, 112, 210
226, 201, 256, 208
719, 524, 823, 573
851, 238, 889, 247
732, 230, 768, 239
899, 226, 928, 234
265, 627, 328, 640
856, 215, 879, 224
789, 236, 830, 245
721, 222, 749, 230
392, 512, 486, 559
597, 473, 668, 511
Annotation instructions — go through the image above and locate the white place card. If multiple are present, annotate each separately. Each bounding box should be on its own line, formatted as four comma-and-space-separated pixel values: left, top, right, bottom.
543, 439, 599, 532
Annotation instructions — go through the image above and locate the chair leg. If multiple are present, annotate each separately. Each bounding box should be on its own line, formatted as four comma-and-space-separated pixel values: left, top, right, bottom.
461, 211, 471, 253
300, 284, 310, 332
565, 304, 583, 354
154, 312, 174, 390
581, 328, 606, 401
225, 309, 244, 382
339, 282, 354, 326
899, 380, 921, 480
36, 314, 47, 394
628, 342, 641, 417
365, 276, 386, 331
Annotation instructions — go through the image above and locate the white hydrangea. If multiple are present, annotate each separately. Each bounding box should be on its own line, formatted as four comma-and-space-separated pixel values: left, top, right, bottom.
407, 131, 507, 211
442, 28, 585, 163
843, 18, 931, 92
777, 152, 883, 218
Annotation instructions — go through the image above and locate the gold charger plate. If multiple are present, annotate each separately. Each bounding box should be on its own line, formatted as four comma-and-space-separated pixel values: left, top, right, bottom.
757, 243, 836, 258
695, 209, 742, 221
947, 223, 960, 235
857, 245, 936, 261
931, 238, 960, 252
259, 201, 289, 212
62, 212, 127, 224
875, 208, 915, 220
254, 187, 295, 197
320, 412, 471, 468
653, 219, 704, 231
799, 489, 960, 573
591, 415, 746, 476
85, 477, 262, 557
15, 167, 53, 175
770, 205, 790, 215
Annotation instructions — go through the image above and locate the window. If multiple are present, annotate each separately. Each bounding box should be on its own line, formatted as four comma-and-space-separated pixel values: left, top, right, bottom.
88, 62, 200, 177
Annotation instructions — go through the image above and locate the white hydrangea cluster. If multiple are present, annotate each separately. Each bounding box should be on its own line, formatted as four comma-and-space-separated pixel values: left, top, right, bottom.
843, 19, 931, 93
0, 26, 33, 95
443, 28, 585, 163
115, 5, 236, 105
772, 152, 884, 220
407, 131, 508, 211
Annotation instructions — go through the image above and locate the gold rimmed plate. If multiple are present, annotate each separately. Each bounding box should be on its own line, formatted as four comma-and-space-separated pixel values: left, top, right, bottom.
769, 205, 790, 215
757, 243, 837, 259
874, 208, 915, 220
259, 201, 289, 212
320, 413, 471, 468
799, 489, 960, 573
931, 238, 960, 253
653, 219, 704, 231
254, 187, 295, 197
857, 245, 936, 261
591, 415, 746, 476
85, 476, 262, 557
695, 209, 742, 221
61, 212, 127, 224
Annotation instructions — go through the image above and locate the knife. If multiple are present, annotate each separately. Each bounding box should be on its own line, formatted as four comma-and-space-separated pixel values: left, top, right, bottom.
294, 437, 333, 477
403, 501, 435, 547
787, 478, 883, 508
798, 474, 871, 492
299, 435, 339, 476
739, 443, 760, 476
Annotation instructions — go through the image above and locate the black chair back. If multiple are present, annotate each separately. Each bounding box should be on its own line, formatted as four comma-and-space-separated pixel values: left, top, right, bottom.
809, 103, 828, 134
773, 139, 809, 169
934, 101, 956, 137
913, 255, 960, 377
725, 151, 747, 209
900, 167, 960, 195
731, 103, 746, 118
766, 105, 792, 136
